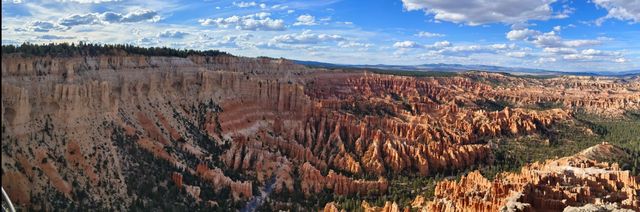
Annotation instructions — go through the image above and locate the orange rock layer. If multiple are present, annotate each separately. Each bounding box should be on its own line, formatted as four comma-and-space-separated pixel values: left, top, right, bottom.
425, 145, 640, 211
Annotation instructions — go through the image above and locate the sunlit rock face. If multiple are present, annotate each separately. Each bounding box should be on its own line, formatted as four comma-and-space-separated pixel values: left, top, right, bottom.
423, 143, 639, 212
2, 54, 638, 210
327, 143, 639, 212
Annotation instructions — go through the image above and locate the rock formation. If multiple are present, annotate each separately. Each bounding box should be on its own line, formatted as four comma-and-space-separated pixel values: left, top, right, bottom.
2, 53, 638, 210
424, 143, 640, 211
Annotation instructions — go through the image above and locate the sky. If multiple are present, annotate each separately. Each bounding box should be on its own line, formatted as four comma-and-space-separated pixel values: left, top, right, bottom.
1, 0, 639, 72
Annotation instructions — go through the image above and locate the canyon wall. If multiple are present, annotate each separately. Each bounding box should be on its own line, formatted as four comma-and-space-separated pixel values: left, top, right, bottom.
2, 54, 638, 210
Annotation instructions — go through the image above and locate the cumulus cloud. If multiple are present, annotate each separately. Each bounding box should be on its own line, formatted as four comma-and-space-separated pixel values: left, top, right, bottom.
431, 41, 451, 49
270, 30, 343, 44
59, 13, 101, 27
24, 21, 66, 32
506, 29, 601, 48
593, 0, 640, 25
338, 41, 372, 48
158, 30, 189, 39
401, 0, 559, 25
393, 40, 421, 48
22, 9, 161, 32
491, 43, 517, 50
294, 14, 317, 26
199, 12, 285, 31
233, 1, 257, 8
416, 31, 444, 37
545, 47, 623, 61
102, 9, 160, 23
506, 28, 540, 41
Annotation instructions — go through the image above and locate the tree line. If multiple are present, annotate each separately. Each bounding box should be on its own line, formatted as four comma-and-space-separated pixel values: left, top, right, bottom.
1, 42, 231, 58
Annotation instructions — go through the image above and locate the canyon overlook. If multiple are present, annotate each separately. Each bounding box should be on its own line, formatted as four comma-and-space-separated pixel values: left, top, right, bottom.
2, 53, 639, 211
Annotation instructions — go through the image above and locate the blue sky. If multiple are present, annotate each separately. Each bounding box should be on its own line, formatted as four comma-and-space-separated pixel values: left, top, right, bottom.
1, 0, 639, 72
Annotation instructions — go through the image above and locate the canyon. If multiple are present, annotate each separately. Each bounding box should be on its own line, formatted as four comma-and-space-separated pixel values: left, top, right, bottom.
2, 52, 639, 211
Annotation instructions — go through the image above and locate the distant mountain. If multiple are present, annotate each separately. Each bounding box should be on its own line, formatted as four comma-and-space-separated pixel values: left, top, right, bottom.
293, 60, 639, 77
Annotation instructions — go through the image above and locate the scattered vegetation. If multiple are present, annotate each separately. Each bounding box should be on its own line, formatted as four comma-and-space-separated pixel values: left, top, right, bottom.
474, 99, 513, 111
340, 101, 397, 117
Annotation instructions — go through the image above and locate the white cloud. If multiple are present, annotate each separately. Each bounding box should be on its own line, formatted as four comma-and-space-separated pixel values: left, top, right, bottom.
543, 47, 624, 62
270, 30, 343, 44
416, 31, 444, 37
22, 9, 161, 31
424, 42, 523, 58
593, 0, 640, 25
491, 43, 517, 50
59, 13, 101, 27
24, 21, 66, 32
508, 29, 602, 48
401, 0, 559, 25
438, 45, 497, 56
271, 4, 288, 10
536, 57, 557, 63
193, 33, 255, 48
233, 1, 257, 8
543, 47, 578, 54
563, 39, 602, 48
614, 58, 627, 63
506, 52, 527, 58
553, 48, 623, 61
293, 14, 317, 26
107, 9, 160, 23
506, 28, 540, 40
563, 54, 594, 60
199, 13, 285, 31
432, 41, 451, 49
553, 5, 575, 19
393, 40, 421, 48
158, 30, 189, 39
338, 41, 372, 48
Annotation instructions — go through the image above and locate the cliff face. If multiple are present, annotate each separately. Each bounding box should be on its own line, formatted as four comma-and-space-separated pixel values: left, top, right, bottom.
465, 72, 640, 116
325, 144, 639, 212
1, 55, 312, 210
424, 143, 640, 212
1, 54, 638, 210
